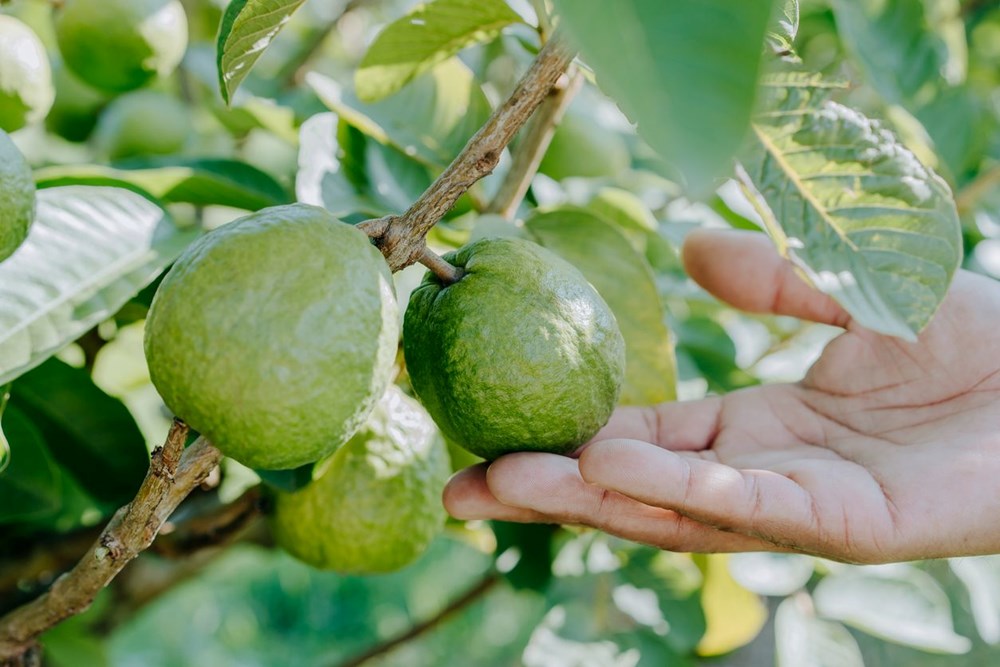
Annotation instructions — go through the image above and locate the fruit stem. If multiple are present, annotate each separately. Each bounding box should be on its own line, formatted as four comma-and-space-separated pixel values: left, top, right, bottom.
419, 247, 465, 285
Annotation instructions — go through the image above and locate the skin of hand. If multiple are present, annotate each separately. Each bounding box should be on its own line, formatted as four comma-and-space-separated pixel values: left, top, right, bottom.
443, 228, 1000, 564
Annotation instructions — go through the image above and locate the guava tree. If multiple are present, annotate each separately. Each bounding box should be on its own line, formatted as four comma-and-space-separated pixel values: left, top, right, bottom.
0, 0, 998, 665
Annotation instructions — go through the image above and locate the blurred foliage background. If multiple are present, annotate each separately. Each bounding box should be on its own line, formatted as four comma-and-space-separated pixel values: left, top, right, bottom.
2, 0, 1000, 665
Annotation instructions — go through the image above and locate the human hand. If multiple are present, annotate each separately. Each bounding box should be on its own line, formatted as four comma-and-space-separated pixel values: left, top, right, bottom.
444, 229, 1000, 563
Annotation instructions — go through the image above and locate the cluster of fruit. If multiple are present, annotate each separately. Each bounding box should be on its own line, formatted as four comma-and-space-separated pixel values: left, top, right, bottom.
0, 0, 190, 156
143, 205, 626, 574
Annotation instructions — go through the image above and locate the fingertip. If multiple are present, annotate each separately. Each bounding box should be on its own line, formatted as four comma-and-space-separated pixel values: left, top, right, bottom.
578, 438, 668, 486
441, 463, 492, 520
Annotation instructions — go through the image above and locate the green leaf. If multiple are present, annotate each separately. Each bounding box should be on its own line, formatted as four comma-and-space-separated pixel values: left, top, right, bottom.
491, 521, 558, 592
768, 0, 800, 53
0, 405, 62, 523
741, 74, 961, 340
831, 0, 965, 105
619, 549, 706, 654
9, 358, 148, 505
356, 0, 522, 102
308, 57, 492, 168
216, 0, 308, 105
35, 159, 290, 211
728, 552, 815, 597
0, 186, 198, 385
551, 0, 775, 193
256, 464, 314, 493
525, 209, 677, 405
949, 556, 1000, 645
775, 594, 864, 667
813, 567, 972, 654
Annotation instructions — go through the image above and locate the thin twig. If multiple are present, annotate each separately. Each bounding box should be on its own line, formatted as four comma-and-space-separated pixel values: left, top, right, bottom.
333, 572, 500, 667
955, 163, 1000, 216
0, 425, 223, 664
486, 68, 584, 219
358, 34, 576, 271
417, 247, 464, 285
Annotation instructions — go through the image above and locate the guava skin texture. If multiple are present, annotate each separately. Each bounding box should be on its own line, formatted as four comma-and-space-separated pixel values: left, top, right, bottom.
272, 384, 450, 573
0, 15, 55, 132
55, 0, 188, 93
404, 237, 626, 460
0, 130, 36, 263
144, 204, 399, 470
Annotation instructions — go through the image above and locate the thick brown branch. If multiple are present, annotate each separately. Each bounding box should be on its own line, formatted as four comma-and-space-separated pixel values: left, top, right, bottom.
0, 425, 223, 663
487, 68, 584, 219
333, 572, 500, 667
359, 34, 576, 271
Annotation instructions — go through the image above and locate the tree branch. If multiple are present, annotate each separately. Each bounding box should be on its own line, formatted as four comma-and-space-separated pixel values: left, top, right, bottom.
0, 423, 223, 664
486, 68, 584, 219
359, 34, 576, 271
333, 572, 500, 667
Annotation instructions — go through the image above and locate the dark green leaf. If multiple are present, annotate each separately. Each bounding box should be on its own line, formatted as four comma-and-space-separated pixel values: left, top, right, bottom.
0, 186, 198, 385
742, 73, 962, 340
551, 0, 775, 192
35, 159, 290, 211
10, 358, 148, 505
526, 209, 677, 405
256, 463, 314, 493
216, 0, 308, 105
619, 549, 706, 654
0, 405, 62, 523
491, 521, 557, 591
356, 0, 523, 102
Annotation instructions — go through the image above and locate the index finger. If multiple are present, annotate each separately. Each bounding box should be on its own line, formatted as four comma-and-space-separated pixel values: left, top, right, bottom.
590, 397, 723, 451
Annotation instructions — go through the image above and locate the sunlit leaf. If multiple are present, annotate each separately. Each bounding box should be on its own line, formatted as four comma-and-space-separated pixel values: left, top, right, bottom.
525, 209, 677, 405
216, 0, 308, 105
729, 552, 815, 597
768, 0, 800, 53
551, 0, 774, 193
949, 556, 1000, 645
356, 0, 522, 102
813, 567, 972, 654
741, 73, 961, 340
775, 594, 864, 667
0, 186, 197, 385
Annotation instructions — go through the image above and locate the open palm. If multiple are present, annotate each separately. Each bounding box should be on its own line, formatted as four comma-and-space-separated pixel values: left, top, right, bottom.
444, 229, 1000, 563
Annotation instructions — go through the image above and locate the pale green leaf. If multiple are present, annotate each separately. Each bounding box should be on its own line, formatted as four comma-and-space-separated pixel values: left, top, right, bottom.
741, 74, 961, 340
949, 556, 1000, 645
308, 57, 492, 168
813, 567, 972, 654
216, 0, 308, 105
768, 0, 800, 53
775, 595, 864, 667
356, 0, 522, 102
551, 0, 775, 193
35, 159, 290, 211
0, 187, 198, 385
525, 209, 676, 405
728, 552, 815, 597
831, 0, 966, 105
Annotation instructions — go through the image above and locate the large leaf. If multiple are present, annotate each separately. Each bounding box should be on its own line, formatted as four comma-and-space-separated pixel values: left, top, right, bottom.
831, 0, 965, 105
525, 209, 676, 405
308, 57, 492, 168
949, 556, 1000, 645
551, 0, 774, 192
9, 358, 148, 505
35, 159, 290, 211
216, 0, 308, 105
741, 74, 961, 340
356, 0, 522, 102
813, 567, 972, 654
0, 405, 62, 523
775, 595, 864, 667
0, 186, 197, 385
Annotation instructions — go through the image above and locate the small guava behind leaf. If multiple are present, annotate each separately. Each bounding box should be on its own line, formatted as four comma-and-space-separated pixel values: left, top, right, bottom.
0, 130, 36, 263
272, 384, 450, 573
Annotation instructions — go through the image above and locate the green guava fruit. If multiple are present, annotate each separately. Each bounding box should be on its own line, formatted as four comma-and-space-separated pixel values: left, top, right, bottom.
272, 384, 450, 573
539, 112, 630, 180
54, 0, 188, 93
403, 237, 626, 460
93, 90, 190, 160
0, 15, 54, 132
144, 204, 399, 470
45, 61, 108, 143
0, 130, 35, 262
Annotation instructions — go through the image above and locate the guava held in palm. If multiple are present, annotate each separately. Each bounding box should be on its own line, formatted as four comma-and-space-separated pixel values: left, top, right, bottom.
404, 237, 626, 460
143, 203, 399, 470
